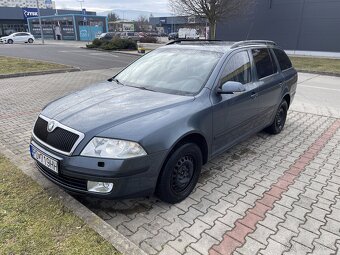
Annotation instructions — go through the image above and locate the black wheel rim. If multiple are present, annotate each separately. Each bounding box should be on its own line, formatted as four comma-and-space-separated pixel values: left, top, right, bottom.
170, 155, 195, 194
276, 106, 286, 130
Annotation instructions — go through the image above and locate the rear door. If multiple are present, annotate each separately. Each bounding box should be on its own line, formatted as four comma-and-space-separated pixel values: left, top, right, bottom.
251, 48, 284, 128
212, 50, 259, 154
272, 48, 298, 98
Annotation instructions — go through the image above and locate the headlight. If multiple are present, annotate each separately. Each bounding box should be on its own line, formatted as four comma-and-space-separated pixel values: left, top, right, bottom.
81, 137, 147, 159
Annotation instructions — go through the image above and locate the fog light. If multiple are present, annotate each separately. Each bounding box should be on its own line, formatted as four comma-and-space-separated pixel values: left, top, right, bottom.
87, 181, 113, 193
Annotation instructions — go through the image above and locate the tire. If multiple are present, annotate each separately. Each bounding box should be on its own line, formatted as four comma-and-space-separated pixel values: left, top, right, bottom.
156, 143, 202, 204
7, 39, 13, 44
265, 100, 288, 134
28, 38, 33, 43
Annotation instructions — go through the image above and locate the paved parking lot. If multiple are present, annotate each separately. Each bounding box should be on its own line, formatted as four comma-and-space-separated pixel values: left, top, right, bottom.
0, 43, 139, 70
0, 71, 339, 255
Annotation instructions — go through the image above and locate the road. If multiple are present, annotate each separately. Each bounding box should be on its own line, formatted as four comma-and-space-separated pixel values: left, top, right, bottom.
291, 73, 340, 118
0, 43, 139, 70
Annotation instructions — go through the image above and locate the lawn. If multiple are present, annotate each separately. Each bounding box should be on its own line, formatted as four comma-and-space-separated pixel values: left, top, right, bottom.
290, 56, 340, 75
0, 155, 120, 255
0, 56, 70, 75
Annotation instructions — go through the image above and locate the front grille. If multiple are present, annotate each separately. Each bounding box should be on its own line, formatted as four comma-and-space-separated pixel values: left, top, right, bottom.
36, 163, 87, 191
33, 117, 79, 153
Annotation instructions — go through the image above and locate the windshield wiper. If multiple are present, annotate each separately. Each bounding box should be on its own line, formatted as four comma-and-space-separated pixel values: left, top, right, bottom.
110, 77, 124, 86
138, 86, 156, 92
125, 84, 156, 92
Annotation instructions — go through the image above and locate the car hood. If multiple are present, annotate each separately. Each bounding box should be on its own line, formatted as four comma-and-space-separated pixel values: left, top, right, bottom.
42, 81, 193, 133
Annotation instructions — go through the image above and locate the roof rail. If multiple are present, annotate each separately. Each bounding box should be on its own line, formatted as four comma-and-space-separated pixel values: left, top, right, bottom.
166, 39, 222, 45
230, 40, 277, 49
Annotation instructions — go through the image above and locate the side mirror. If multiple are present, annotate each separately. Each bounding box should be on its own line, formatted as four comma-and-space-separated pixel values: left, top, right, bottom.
217, 81, 246, 94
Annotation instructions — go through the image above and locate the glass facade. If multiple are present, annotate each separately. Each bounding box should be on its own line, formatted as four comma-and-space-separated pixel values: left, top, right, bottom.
0, 21, 27, 36
27, 14, 107, 41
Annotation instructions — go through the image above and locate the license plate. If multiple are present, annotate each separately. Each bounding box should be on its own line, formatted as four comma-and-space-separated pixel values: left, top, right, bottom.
30, 145, 59, 174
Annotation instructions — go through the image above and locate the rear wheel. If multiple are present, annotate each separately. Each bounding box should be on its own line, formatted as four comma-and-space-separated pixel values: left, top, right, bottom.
7, 39, 13, 44
265, 100, 288, 134
28, 38, 33, 43
156, 143, 202, 204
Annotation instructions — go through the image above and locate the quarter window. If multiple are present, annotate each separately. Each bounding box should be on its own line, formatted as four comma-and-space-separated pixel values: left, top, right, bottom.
252, 48, 277, 79
220, 51, 252, 85
273, 49, 292, 71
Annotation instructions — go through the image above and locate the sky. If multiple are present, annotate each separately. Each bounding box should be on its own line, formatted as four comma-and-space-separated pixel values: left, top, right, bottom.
56, 0, 170, 13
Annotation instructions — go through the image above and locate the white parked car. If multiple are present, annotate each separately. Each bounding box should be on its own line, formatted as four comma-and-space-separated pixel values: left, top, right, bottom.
178, 28, 199, 40
0, 32, 35, 44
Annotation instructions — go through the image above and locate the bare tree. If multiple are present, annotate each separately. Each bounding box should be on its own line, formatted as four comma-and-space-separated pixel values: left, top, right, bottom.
169, 0, 253, 39
136, 15, 150, 32
108, 12, 119, 22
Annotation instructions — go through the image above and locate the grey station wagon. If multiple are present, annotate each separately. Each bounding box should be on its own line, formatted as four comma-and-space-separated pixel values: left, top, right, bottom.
30, 40, 297, 203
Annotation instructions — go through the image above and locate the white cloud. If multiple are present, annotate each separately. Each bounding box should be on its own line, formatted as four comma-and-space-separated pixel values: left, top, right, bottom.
55, 0, 170, 13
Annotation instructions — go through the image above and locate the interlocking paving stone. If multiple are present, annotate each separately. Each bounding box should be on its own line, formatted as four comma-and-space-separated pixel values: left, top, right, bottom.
1, 71, 340, 255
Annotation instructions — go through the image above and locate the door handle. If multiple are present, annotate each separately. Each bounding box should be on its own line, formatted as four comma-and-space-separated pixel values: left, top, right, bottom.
250, 92, 257, 99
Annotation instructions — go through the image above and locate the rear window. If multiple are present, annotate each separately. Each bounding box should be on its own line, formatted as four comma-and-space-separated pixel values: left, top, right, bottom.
252, 48, 277, 79
273, 49, 292, 71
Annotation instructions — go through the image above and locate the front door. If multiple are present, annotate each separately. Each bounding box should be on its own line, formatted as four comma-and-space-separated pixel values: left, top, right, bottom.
212, 50, 259, 155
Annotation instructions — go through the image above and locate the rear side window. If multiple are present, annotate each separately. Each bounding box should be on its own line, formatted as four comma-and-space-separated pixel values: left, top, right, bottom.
220, 51, 252, 85
273, 49, 292, 71
252, 48, 277, 79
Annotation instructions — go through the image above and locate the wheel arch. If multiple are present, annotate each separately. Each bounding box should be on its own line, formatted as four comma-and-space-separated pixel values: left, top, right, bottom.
283, 93, 291, 108
159, 131, 209, 175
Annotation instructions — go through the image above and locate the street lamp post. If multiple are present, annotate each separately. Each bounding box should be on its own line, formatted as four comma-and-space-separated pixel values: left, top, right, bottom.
36, 0, 44, 44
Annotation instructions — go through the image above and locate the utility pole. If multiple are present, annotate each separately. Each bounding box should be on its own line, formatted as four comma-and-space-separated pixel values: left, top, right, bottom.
36, 0, 44, 44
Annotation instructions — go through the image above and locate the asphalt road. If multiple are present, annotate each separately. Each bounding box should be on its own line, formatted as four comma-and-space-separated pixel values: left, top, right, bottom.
291, 73, 340, 118
0, 43, 139, 70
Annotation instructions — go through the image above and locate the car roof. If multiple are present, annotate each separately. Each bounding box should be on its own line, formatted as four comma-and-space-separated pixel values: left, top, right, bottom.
162, 40, 278, 53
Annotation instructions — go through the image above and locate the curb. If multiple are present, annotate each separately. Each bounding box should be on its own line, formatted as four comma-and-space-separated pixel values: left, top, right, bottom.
0, 143, 147, 255
296, 69, 340, 78
0, 68, 81, 79
82, 47, 143, 56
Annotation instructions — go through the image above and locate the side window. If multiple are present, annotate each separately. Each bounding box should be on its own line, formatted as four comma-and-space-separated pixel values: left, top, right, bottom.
220, 51, 252, 86
273, 49, 292, 71
252, 48, 277, 79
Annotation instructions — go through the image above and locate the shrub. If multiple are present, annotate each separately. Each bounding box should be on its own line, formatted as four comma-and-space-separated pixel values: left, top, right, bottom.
139, 37, 158, 43
92, 38, 102, 47
86, 43, 97, 48
99, 38, 137, 51
86, 38, 137, 51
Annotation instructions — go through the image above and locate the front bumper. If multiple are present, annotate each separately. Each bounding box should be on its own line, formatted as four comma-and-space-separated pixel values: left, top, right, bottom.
30, 138, 168, 199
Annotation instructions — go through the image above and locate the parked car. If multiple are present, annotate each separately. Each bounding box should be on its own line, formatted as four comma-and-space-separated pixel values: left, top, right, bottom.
178, 28, 199, 39
97, 32, 114, 40
30, 40, 297, 203
168, 32, 178, 40
0, 32, 35, 44
119, 32, 139, 41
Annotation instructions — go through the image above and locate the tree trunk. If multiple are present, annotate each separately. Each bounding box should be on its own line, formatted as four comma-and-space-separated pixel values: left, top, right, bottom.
209, 21, 216, 40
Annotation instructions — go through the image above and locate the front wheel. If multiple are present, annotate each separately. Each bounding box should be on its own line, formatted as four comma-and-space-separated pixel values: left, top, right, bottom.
7, 39, 13, 44
156, 143, 202, 204
265, 100, 288, 134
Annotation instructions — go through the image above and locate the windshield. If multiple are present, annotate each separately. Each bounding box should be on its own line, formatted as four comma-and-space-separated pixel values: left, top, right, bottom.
115, 48, 222, 95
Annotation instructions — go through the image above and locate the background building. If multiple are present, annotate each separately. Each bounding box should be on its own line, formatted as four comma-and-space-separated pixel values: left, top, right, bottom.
0, 6, 107, 41
28, 14, 107, 41
150, 16, 207, 35
216, 0, 340, 52
0, 0, 54, 8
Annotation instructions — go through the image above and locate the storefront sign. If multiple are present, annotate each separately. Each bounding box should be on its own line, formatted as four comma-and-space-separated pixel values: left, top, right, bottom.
22, 8, 39, 21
